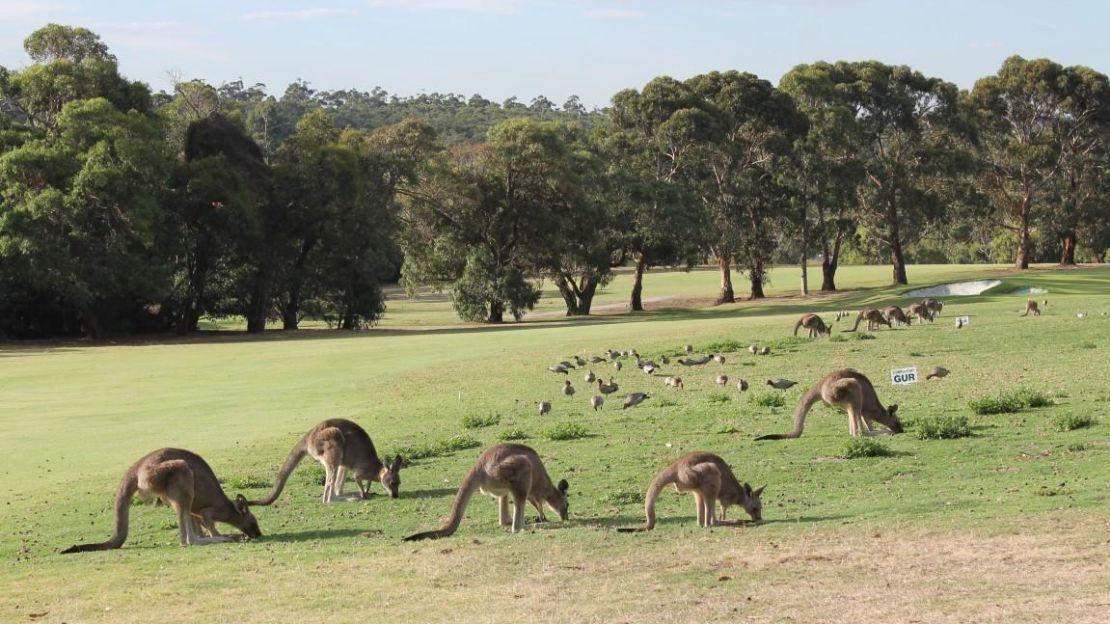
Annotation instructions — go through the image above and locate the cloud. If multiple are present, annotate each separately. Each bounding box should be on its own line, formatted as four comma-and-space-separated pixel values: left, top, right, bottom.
366, 0, 520, 13
0, 1, 58, 15
92, 21, 228, 62
240, 8, 358, 22
583, 8, 644, 19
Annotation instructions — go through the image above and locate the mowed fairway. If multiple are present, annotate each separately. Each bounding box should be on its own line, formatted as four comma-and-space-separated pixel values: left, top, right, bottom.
2, 264, 1108, 623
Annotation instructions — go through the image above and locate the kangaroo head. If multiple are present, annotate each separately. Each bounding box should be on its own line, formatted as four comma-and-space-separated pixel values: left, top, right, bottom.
741, 483, 766, 522
234, 494, 263, 538
548, 478, 570, 521
379, 456, 403, 498
880, 404, 903, 433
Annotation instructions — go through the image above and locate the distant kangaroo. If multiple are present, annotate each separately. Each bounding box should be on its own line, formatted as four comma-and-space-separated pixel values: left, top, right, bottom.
755, 369, 902, 440
907, 302, 934, 324
619, 452, 764, 531
794, 313, 832, 337
61, 448, 262, 553
249, 419, 401, 506
403, 444, 569, 540
845, 308, 891, 332
922, 298, 944, 317
882, 305, 910, 327
1021, 299, 1042, 316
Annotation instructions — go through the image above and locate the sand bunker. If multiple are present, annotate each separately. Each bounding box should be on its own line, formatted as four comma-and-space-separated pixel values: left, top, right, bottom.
904, 279, 1002, 297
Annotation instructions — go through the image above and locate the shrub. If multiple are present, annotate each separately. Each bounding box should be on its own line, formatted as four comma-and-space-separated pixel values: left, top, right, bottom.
656, 398, 679, 408
543, 422, 590, 441
462, 413, 501, 429
914, 415, 971, 440
969, 394, 1024, 415
702, 339, 745, 353
706, 392, 731, 404
749, 392, 786, 408
601, 490, 645, 505
1012, 388, 1052, 408
1051, 413, 1096, 432
497, 428, 530, 441
395, 435, 482, 465
840, 438, 894, 459
829, 335, 848, 343
855, 333, 876, 340
1079, 341, 1097, 349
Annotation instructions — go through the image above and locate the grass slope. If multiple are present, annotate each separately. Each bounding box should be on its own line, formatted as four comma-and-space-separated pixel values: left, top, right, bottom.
1, 264, 1108, 623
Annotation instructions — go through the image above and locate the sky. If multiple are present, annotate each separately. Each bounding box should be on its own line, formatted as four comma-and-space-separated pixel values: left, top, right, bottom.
1, 0, 1107, 108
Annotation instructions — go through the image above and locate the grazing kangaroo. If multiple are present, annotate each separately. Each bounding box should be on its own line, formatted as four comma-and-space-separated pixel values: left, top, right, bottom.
882, 305, 910, 327
61, 448, 261, 553
754, 369, 902, 440
1021, 299, 1042, 316
794, 313, 832, 337
845, 308, 891, 332
402, 444, 569, 540
922, 298, 944, 316
249, 419, 401, 506
907, 302, 934, 324
619, 452, 764, 531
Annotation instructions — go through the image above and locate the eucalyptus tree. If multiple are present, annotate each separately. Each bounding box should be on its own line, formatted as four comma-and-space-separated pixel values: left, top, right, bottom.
608, 77, 711, 309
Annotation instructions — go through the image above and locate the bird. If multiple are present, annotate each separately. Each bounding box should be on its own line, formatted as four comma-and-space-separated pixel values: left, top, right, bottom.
562, 380, 575, 396
663, 376, 684, 389
678, 354, 712, 366
735, 379, 749, 392
598, 378, 619, 395
606, 349, 621, 360
925, 366, 950, 380
584, 370, 597, 383
589, 355, 607, 364
661, 355, 670, 365
758, 347, 771, 356
685, 344, 694, 353
623, 392, 649, 409
548, 364, 569, 375
1076, 312, 1087, 319
574, 356, 587, 367
590, 395, 604, 412
767, 379, 797, 390
643, 364, 658, 375
716, 374, 729, 386
614, 361, 623, 371
748, 344, 759, 354
713, 354, 726, 365
558, 360, 576, 369
636, 358, 657, 369
630, 349, 640, 358
538, 401, 551, 415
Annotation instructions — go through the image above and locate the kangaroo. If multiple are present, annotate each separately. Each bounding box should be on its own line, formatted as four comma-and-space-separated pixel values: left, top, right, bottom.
922, 298, 944, 316
754, 369, 902, 440
882, 305, 910, 327
794, 313, 832, 337
1021, 299, 1042, 316
403, 444, 569, 540
907, 302, 934, 324
845, 308, 891, 332
61, 448, 261, 553
249, 419, 401, 506
618, 452, 764, 531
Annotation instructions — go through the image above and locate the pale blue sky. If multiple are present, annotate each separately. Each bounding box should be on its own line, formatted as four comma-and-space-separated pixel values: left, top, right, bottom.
1, 1, 1106, 108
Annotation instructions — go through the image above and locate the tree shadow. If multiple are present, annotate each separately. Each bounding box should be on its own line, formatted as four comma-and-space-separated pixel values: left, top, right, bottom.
258, 528, 371, 543
400, 487, 458, 500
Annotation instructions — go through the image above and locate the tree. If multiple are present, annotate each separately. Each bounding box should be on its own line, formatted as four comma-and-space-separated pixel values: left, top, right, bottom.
23, 23, 113, 63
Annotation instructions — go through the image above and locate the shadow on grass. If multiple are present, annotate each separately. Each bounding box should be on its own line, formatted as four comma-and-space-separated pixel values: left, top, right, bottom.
583, 513, 853, 531
259, 528, 370, 544
401, 487, 459, 500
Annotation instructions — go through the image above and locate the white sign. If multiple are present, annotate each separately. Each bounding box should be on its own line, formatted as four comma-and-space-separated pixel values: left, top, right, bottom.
957, 315, 970, 325
891, 367, 918, 385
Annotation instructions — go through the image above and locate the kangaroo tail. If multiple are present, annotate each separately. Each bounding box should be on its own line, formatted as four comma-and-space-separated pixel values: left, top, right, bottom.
637, 465, 681, 531
754, 382, 823, 440
403, 466, 482, 541
247, 434, 309, 506
61, 467, 140, 553
844, 312, 862, 332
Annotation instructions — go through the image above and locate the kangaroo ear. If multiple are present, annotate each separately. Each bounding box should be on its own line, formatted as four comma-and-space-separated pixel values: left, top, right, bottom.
888, 404, 899, 416
753, 485, 766, 498
390, 456, 403, 472
742, 482, 753, 495
557, 479, 569, 493
235, 494, 248, 512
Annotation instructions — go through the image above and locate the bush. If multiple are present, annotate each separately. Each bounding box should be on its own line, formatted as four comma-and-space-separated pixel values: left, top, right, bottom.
706, 392, 731, 404
1012, 388, 1052, 408
1052, 413, 1096, 432
702, 339, 745, 353
914, 415, 971, 440
749, 392, 786, 408
829, 335, 848, 343
543, 422, 590, 441
840, 438, 894, 459
462, 413, 501, 429
969, 388, 1053, 415
394, 435, 482, 465
497, 428, 530, 441
601, 490, 645, 505
855, 333, 876, 340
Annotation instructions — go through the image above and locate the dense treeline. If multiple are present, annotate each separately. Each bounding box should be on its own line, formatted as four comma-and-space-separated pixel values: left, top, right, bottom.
0, 25, 1107, 337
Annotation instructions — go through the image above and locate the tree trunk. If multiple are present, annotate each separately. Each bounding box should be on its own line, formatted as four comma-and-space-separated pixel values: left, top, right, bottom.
178, 234, 213, 334
246, 266, 273, 333
487, 300, 504, 324
749, 254, 766, 299
1060, 230, 1077, 265
887, 202, 908, 285
629, 253, 647, 312
555, 274, 598, 316
820, 233, 841, 292
282, 238, 316, 331
799, 203, 809, 296
715, 251, 734, 304
1015, 201, 1031, 269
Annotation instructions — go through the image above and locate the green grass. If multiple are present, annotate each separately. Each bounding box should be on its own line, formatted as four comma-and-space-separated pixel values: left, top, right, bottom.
840, 438, 895, 458
912, 414, 972, 440
969, 388, 1054, 414
541, 422, 591, 441
461, 413, 501, 429
2, 263, 1109, 622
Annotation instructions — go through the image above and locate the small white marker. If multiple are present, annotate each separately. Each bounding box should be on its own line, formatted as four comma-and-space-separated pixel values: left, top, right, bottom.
891, 367, 918, 385
956, 315, 970, 326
